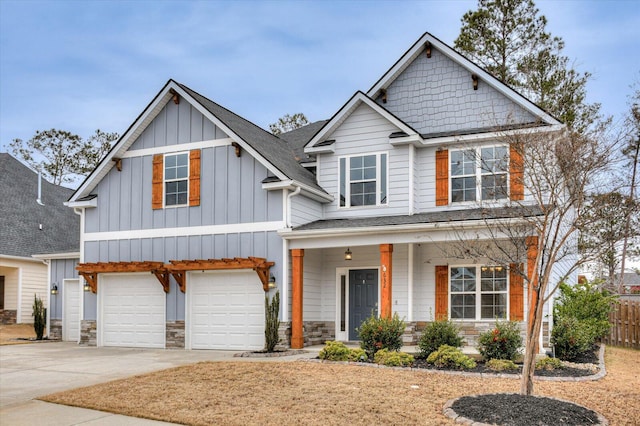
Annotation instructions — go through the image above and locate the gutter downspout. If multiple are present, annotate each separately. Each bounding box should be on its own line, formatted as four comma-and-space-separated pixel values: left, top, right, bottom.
74, 207, 85, 332
283, 186, 302, 323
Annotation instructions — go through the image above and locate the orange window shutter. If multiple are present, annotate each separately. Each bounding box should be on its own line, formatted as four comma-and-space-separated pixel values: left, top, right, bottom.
435, 150, 448, 206
152, 154, 164, 210
510, 144, 524, 201
189, 149, 201, 206
435, 265, 449, 320
509, 263, 524, 321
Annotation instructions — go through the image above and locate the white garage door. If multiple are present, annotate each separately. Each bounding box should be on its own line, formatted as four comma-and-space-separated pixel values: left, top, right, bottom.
99, 274, 166, 348
188, 270, 265, 350
63, 279, 80, 342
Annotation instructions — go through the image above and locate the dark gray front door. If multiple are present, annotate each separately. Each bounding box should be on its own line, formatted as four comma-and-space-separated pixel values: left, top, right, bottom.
349, 269, 378, 340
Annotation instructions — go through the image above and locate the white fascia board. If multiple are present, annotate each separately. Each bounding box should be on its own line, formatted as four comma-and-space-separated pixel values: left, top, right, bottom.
367, 33, 561, 126
419, 124, 565, 148
1, 254, 47, 264
170, 85, 290, 182
305, 92, 418, 153
65, 198, 97, 209
305, 144, 335, 154
262, 180, 333, 203
262, 180, 296, 191
32, 252, 80, 260
389, 134, 424, 146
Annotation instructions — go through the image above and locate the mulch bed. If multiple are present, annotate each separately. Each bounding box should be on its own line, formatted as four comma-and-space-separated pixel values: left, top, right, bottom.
411, 358, 597, 377
234, 349, 308, 358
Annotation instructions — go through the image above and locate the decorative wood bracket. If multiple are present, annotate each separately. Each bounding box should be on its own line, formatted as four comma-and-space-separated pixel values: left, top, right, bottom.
78, 272, 98, 293
151, 270, 171, 293
425, 41, 432, 58
171, 271, 186, 293
231, 142, 242, 157
169, 88, 180, 104
113, 158, 122, 171
380, 88, 387, 104
472, 74, 479, 90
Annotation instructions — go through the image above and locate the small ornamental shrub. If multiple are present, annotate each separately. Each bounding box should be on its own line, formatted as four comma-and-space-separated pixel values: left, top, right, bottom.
32, 294, 46, 340
418, 319, 464, 358
485, 359, 519, 371
426, 345, 477, 370
477, 320, 523, 361
551, 316, 594, 361
264, 291, 280, 352
536, 357, 563, 371
318, 341, 367, 362
373, 349, 415, 367
358, 313, 406, 359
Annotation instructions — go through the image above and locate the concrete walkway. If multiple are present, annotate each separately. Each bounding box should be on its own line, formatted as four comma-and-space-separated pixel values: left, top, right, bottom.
0, 342, 317, 425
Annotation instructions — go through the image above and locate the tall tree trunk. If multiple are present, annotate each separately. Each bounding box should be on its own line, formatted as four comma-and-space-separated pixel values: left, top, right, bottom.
520, 285, 543, 395
619, 141, 639, 293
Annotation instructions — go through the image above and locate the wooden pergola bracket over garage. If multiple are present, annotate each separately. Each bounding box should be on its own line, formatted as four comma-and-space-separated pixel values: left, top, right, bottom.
76, 262, 169, 293
167, 257, 275, 292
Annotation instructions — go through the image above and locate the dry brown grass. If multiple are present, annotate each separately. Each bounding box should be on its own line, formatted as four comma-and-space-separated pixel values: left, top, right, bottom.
0, 323, 35, 345
40, 346, 639, 426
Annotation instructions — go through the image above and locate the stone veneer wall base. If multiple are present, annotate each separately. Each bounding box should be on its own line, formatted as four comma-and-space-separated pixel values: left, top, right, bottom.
0, 310, 17, 325
49, 319, 62, 340
79, 320, 97, 346
166, 321, 185, 348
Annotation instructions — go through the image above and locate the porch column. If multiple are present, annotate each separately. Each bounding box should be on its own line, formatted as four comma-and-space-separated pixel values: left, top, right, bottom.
291, 249, 304, 349
380, 244, 393, 319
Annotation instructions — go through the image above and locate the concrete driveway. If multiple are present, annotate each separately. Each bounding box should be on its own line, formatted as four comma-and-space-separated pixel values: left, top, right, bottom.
0, 342, 246, 425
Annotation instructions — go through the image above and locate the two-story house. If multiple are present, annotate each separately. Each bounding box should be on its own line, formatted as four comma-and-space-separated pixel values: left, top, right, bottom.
59, 33, 567, 351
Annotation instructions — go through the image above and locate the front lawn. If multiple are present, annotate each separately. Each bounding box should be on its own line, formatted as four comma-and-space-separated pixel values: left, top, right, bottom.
40, 346, 639, 425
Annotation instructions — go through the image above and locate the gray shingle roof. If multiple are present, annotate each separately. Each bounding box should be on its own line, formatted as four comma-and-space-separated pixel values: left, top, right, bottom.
279, 120, 329, 162
0, 153, 80, 257
177, 83, 326, 193
293, 206, 543, 231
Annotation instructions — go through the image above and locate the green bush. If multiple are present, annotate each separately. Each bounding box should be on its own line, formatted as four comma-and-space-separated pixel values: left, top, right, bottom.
264, 291, 280, 352
418, 319, 464, 358
477, 320, 523, 361
486, 359, 519, 371
32, 294, 46, 340
373, 349, 415, 367
426, 345, 477, 370
554, 281, 617, 341
318, 341, 367, 362
536, 357, 563, 371
358, 313, 406, 359
551, 316, 594, 361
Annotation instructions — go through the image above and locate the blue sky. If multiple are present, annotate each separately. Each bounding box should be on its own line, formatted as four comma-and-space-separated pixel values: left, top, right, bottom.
1, 0, 639, 154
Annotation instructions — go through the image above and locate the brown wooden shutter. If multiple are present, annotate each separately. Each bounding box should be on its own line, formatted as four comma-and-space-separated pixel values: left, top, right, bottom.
509, 263, 524, 321
510, 144, 524, 201
189, 149, 201, 206
152, 154, 164, 210
435, 265, 448, 320
435, 149, 448, 206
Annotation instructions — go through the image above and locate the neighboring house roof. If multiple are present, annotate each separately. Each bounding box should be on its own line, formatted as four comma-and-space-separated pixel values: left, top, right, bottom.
70, 80, 328, 204
279, 119, 329, 163
292, 205, 543, 232
0, 153, 80, 257
616, 272, 640, 286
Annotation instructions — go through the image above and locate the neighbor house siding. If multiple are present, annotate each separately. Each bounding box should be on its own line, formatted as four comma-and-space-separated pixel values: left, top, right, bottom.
0, 265, 19, 311
376, 46, 536, 135
0, 259, 48, 324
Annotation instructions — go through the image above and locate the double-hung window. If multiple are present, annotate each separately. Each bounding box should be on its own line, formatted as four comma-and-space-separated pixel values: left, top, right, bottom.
339, 153, 387, 207
450, 266, 508, 320
451, 145, 508, 203
164, 152, 189, 206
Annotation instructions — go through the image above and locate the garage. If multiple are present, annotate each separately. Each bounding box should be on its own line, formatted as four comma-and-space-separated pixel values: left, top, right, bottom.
188, 270, 265, 350
99, 273, 166, 348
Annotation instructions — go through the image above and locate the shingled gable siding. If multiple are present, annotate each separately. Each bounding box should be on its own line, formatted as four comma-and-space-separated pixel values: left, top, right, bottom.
375, 46, 536, 135
318, 103, 410, 219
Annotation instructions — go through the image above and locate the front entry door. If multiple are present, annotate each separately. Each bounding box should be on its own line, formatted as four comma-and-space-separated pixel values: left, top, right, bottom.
349, 269, 378, 340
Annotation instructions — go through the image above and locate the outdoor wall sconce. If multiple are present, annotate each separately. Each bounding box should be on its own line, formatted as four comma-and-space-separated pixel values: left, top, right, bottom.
50, 284, 58, 295
471, 74, 479, 90
83, 281, 91, 292
344, 248, 353, 261
268, 274, 276, 289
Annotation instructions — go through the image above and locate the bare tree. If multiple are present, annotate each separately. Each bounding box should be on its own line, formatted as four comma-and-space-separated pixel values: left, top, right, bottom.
269, 113, 308, 136
445, 123, 614, 395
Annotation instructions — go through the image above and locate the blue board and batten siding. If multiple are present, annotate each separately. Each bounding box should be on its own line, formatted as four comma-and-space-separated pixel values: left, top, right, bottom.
81, 99, 284, 322
49, 258, 79, 320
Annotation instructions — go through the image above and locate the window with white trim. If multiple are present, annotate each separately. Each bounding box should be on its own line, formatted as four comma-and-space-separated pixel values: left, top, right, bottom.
451, 146, 508, 203
450, 266, 508, 320
164, 152, 189, 206
339, 153, 387, 207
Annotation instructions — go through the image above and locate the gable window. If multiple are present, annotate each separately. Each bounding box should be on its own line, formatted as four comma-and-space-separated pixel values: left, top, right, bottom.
450, 146, 508, 203
164, 152, 189, 206
339, 153, 387, 207
450, 266, 507, 320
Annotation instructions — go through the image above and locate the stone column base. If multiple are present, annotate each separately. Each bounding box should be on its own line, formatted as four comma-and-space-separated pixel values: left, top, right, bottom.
79, 320, 97, 346
166, 321, 185, 348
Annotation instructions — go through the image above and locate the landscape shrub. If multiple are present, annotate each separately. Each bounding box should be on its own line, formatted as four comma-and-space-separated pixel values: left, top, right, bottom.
535, 357, 563, 370
486, 359, 519, 371
417, 319, 464, 358
477, 320, 523, 361
358, 313, 405, 359
32, 294, 45, 340
551, 316, 594, 361
373, 349, 415, 367
426, 345, 477, 370
264, 291, 280, 352
318, 341, 367, 362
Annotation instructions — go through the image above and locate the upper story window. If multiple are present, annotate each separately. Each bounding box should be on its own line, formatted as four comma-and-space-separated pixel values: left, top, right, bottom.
450, 265, 508, 320
450, 146, 508, 203
339, 153, 387, 207
164, 152, 189, 206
